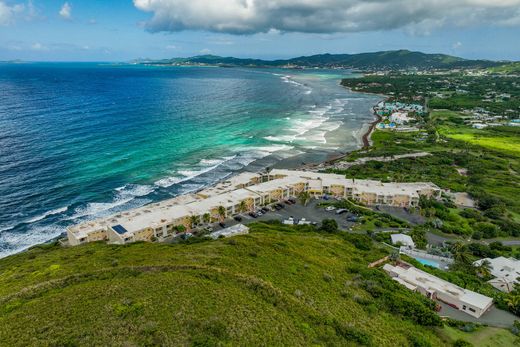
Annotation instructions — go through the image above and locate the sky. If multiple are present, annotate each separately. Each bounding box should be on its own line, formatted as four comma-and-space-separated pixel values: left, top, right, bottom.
0, 0, 520, 62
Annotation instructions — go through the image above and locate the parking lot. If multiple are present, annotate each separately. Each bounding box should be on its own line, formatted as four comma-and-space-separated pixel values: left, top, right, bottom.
206, 198, 358, 233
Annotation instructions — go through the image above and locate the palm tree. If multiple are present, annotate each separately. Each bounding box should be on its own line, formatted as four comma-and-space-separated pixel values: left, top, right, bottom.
506, 294, 520, 315
202, 213, 211, 225
265, 166, 272, 181
189, 215, 200, 229
238, 200, 247, 213
474, 259, 491, 277
217, 205, 226, 222
298, 191, 311, 206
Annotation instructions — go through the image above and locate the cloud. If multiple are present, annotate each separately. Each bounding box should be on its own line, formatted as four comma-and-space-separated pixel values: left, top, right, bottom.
452, 41, 463, 49
134, 0, 520, 35
59, 2, 71, 20
0, 1, 24, 26
199, 48, 211, 54
31, 42, 48, 51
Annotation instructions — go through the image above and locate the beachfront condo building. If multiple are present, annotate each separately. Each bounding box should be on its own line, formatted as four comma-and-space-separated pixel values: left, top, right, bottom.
67, 169, 440, 246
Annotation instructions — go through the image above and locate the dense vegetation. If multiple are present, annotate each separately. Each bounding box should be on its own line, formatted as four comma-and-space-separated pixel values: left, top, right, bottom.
334, 73, 520, 239
139, 50, 503, 70
341, 74, 520, 118
0, 223, 455, 346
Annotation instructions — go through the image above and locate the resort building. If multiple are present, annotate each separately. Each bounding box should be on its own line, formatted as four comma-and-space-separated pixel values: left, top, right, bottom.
473, 257, 520, 293
383, 263, 493, 318
389, 112, 413, 125
67, 169, 440, 246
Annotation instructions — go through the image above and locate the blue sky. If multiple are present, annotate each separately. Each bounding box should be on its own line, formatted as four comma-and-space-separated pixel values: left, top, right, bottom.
1, 0, 519, 61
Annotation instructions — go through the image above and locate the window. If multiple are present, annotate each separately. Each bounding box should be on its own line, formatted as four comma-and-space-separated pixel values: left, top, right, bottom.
469, 308, 476, 313
462, 305, 467, 310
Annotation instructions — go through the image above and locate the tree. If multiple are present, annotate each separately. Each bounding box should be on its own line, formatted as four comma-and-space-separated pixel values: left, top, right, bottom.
474, 259, 491, 278
189, 215, 200, 229
298, 191, 311, 206
238, 200, 247, 213
320, 219, 338, 233
202, 213, 211, 224
217, 206, 226, 222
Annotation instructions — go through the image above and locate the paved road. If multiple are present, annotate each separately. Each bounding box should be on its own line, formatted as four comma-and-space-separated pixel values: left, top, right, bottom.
425, 231, 520, 247
438, 302, 519, 328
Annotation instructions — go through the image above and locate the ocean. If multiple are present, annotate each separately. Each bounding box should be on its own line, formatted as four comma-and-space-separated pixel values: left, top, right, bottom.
0, 63, 380, 257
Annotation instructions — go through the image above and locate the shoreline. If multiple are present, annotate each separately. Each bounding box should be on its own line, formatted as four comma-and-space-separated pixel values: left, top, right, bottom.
2, 77, 383, 259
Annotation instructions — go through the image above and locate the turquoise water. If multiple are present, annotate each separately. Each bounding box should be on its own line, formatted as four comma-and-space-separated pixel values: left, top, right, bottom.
0, 63, 380, 257
415, 257, 441, 268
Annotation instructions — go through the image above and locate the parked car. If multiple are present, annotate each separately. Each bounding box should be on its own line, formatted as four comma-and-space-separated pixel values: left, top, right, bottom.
346, 216, 358, 222
249, 212, 258, 218
180, 232, 193, 240
261, 207, 269, 213
283, 217, 295, 225
257, 211, 263, 216
274, 204, 282, 210
336, 208, 347, 215
325, 206, 336, 211
276, 203, 285, 209
288, 198, 296, 204
233, 215, 242, 222
219, 222, 226, 228
284, 200, 292, 205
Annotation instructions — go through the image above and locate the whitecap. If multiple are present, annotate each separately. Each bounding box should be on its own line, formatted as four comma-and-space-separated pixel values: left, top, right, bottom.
25, 206, 69, 224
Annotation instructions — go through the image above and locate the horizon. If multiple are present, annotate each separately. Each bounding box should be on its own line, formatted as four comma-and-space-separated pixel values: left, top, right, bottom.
1, 49, 517, 64
1, 1, 520, 62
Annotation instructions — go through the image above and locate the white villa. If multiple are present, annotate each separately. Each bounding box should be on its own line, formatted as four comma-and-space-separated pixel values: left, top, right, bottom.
474, 257, 520, 293
67, 169, 441, 246
390, 233, 415, 248
384, 263, 493, 318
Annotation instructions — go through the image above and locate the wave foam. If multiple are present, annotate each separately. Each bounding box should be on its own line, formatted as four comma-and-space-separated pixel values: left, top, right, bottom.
25, 206, 69, 224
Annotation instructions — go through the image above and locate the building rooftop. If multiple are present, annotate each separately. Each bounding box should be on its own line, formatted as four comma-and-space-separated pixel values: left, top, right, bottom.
385, 264, 493, 310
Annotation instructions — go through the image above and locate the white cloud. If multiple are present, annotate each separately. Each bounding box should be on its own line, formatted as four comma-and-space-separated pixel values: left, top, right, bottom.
0, 1, 24, 26
165, 44, 177, 49
452, 41, 463, 49
31, 42, 48, 51
134, 0, 520, 35
59, 2, 71, 20
199, 48, 211, 54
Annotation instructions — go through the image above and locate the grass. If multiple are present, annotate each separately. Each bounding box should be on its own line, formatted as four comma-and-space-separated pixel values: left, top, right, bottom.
437, 326, 520, 347
439, 127, 520, 156
0, 223, 450, 346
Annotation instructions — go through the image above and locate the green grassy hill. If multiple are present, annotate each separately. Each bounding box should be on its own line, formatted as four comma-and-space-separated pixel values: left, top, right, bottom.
0, 223, 449, 346
489, 62, 520, 74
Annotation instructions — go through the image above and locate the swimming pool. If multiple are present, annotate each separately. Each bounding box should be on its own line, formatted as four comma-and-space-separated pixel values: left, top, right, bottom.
415, 257, 441, 268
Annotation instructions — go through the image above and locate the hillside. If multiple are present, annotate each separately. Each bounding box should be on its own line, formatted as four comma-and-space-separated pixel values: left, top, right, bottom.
138, 50, 502, 70
0, 223, 450, 346
489, 62, 520, 74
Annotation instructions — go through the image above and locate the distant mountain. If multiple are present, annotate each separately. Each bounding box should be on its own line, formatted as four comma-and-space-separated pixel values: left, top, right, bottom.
137, 50, 504, 70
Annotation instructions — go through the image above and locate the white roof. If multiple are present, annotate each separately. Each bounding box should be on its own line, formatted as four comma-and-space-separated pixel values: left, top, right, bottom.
209, 224, 249, 239
385, 264, 493, 310
68, 169, 440, 240
391, 234, 415, 247
474, 257, 520, 286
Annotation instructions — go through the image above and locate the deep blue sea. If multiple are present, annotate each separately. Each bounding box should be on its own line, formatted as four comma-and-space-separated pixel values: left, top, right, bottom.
0, 63, 380, 257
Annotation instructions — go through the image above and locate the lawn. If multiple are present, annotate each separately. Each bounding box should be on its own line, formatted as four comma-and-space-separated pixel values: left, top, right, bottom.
0, 223, 448, 346
440, 127, 520, 156
438, 326, 520, 347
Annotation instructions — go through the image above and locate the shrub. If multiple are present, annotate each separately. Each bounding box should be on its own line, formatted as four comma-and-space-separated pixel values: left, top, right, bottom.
320, 219, 338, 233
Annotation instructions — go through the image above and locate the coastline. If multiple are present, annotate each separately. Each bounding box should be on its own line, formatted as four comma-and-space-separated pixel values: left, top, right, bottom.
2, 75, 383, 258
